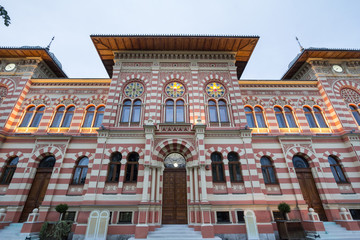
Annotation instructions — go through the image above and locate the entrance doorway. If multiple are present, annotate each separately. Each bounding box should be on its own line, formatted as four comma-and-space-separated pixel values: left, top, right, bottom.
162, 153, 187, 224
19, 156, 56, 222
293, 156, 328, 221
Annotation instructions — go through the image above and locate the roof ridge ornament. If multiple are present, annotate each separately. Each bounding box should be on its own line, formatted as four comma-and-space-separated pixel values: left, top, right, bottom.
295, 36, 304, 52
46, 36, 55, 50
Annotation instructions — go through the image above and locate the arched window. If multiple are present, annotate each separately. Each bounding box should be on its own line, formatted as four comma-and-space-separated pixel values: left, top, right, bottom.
125, 152, 139, 182
0, 157, 19, 184
328, 156, 347, 183
72, 157, 89, 185
165, 99, 185, 123
211, 152, 225, 182
260, 156, 277, 184
39, 156, 56, 168
228, 152, 242, 182
107, 152, 122, 182
303, 106, 328, 128
292, 155, 309, 168
82, 106, 105, 128
274, 106, 297, 128
51, 106, 75, 128
121, 100, 142, 123
20, 106, 45, 128
208, 100, 229, 124
245, 106, 267, 128
349, 105, 360, 126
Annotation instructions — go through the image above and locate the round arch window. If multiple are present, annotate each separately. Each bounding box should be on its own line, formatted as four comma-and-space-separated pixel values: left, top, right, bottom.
164, 153, 186, 168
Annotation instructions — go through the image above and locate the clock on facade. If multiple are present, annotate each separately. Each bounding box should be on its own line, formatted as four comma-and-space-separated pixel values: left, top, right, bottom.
165, 82, 185, 98
5, 63, 16, 71
124, 82, 144, 98
332, 65, 343, 73
206, 82, 225, 98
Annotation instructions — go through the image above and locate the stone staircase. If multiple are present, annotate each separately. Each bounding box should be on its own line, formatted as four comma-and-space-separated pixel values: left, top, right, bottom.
308, 222, 360, 240
0, 223, 34, 240
130, 225, 221, 240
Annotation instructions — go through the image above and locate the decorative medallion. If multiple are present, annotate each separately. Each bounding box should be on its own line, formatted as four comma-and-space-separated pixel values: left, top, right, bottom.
124, 82, 144, 98
165, 82, 185, 98
164, 153, 186, 168
340, 88, 360, 104
206, 82, 225, 98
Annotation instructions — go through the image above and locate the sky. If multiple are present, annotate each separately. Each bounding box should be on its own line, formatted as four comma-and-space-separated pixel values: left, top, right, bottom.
1, 0, 360, 79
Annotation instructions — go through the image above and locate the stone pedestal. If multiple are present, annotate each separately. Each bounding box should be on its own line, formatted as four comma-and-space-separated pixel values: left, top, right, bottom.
302, 208, 325, 232
335, 208, 360, 231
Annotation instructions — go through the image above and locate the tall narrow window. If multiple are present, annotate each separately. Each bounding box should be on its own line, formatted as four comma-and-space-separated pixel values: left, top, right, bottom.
72, 157, 89, 185
218, 100, 229, 122
314, 107, 328, 128
245, 106, 267, 128
125, 152, 139, 182
260, 156, 277, 184
284, 107, 297, 128
228, 152, 242, 182
20, 106, 45, 128
83, 106, 105, 128
209, 100, 218, 122
121, 100, 131, 123
164, 99, 185, 123
51, 106, 75, 128
176, 100, 185, 122
328, 156, 347, 183
165, 100, 174, 122
211, 152, 225, 182
131, 100, 141, 123
303, 106, 317, 128
274, 107, 286, 128
107, 152, 122, 182
350, 105, 360, 126
0, 157, 19, 184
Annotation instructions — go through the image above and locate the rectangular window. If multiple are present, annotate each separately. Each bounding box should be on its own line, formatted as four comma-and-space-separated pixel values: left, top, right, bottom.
237, 211, 245, 223
118, 212, 132, 224
216, 211, 230, 223
62, 211, 76, 221
108, 211, 112, 224
350, 209, 360, 220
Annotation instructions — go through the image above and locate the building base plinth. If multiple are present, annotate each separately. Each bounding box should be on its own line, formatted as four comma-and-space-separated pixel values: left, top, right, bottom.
335, 220, 360, 231
302, 220, 325, 232
201, 224, 215, 238
135, 224, 149, 239
20, 221, 43, 233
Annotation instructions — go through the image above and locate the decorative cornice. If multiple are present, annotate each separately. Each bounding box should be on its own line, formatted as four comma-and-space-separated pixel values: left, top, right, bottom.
114, 52, 236, 61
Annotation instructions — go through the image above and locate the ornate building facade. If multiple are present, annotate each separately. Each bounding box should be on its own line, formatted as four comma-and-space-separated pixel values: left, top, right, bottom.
0, 35, 360, 239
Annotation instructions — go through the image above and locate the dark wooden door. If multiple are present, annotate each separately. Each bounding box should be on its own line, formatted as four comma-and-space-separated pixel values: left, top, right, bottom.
162, 168, 187, 224
296, 168, 328, 221
19, 168, 52, 222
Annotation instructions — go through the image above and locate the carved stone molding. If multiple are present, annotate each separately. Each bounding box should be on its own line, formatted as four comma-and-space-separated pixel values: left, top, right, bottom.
114, 52, 236, 61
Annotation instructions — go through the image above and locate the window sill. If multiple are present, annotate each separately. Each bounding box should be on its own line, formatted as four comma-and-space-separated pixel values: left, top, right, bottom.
265, 183, 282, 195
310, 128, 332, 133
250, 128, 269, 134
80, 127, 99, 133
279, 128, 300, 133
16, 127, 38, 133
48, 127, 70, 133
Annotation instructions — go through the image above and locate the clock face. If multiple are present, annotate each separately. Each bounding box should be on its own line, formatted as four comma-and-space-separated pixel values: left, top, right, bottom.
165, 82, 185, 98
332, 65, 343, 73
5, 63, 16, 71
206, 82, 225, 98
124, 82, 144, 98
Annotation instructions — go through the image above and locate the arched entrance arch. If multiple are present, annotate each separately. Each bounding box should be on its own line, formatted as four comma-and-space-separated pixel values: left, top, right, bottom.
156, 140, 195, 224
292, 155, 328, 221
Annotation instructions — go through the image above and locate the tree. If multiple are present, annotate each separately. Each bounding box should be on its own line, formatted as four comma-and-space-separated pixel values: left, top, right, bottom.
0, 5, 11, 26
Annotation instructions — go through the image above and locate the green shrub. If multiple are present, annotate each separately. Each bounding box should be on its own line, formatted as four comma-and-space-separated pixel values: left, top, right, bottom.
55, 204, 68, 214
278, 202, 291, 220
39, 221, 73, 240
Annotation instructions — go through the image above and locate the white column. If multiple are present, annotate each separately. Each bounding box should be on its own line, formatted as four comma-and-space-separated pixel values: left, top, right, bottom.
141, 165, 150, 202
150, 167, 156, 202
156, 167, 161, 202
200, 165, 207, 202
194, 167, 199, 202
189, 168, 194, 202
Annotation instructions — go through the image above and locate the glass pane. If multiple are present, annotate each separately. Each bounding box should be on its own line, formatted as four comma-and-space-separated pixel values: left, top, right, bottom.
246, 113, 255, 128
128, 153, 139, 162
121, 106, 131, 122
39, 156, 56, 168
227, 152, 239, 162
229, 163, 242, 182
292, 156, 309, 168
93, 112, 104, 127
115, 164, 121, 182
62, 112, 73, 127
328, 156, 337, 165
352, 111, 360, 125
274, 107, 282, 112
165, 105, 174, 122
209, 106, 218, 122
0, 168, 11, 184
305, 113, 317, 128
256, 112, 266, 128
73, 168, 81, 184
285, 112, 297, 128
330, 166, 340, 182
275, 112, 286, 128
335, 166, 347, 183
217, 164, 225, 182
83, 107, 95, 127
107, 164, 114, 182
30, 111, 44, 127
131, 106, 141, 122
219, 105, 228, 122
260, 157, 271, 166
211, 153, 222, 162
20, 112, 33, 127
245, 107, 252, 112
314, 108, 328, 128
176, 105, 185, 122
9, 157, 19, 166
51, 112, 63, 127
111, 152, 122, 162
262, 167, 270, 184
79, 157, 89, 166
80, 168, 88, 184
268, 167, 277, 183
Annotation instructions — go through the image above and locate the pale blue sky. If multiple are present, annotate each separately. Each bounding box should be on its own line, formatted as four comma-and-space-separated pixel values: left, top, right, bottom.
1, 0, 360, 79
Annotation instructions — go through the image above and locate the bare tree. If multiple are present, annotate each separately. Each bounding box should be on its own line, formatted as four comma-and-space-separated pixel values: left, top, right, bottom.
0, 5, 10, 26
